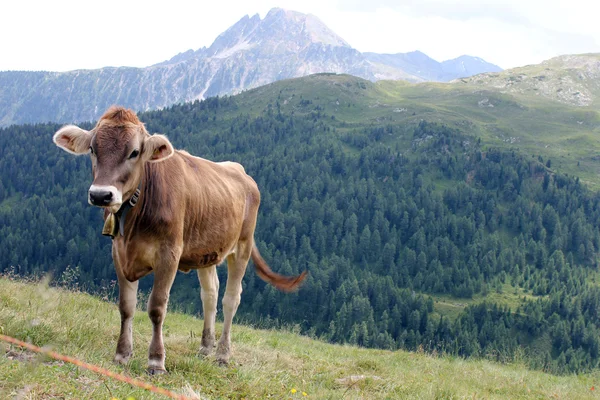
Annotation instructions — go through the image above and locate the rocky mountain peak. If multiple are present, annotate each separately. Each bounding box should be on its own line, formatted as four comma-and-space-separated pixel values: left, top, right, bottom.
265, 8, 350, 48
205, 7, 350, 59
205, 13, 261, 58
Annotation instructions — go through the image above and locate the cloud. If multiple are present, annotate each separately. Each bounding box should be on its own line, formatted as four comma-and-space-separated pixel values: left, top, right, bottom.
339, 0, 531, 25
330, 0, 600, 68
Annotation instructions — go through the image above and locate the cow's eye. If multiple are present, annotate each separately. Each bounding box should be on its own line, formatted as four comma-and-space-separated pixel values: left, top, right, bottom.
129, 149, 140, 159
89, 146, 94, 155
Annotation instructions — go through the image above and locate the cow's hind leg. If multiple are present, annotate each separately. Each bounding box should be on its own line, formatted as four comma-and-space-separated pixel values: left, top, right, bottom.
147, 262, 178, 375
197, 265, 219, 356
114, 268, 139, 364
216, 241, 250, 365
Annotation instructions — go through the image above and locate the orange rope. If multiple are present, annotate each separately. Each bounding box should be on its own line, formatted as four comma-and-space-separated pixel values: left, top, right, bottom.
0, 334, 193, 400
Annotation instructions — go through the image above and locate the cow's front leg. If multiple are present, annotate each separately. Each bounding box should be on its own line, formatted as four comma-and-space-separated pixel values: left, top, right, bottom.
113, 246, 139, 364
197, 265, 219, 356
114, 275, 139, 364
147, 263, 178, 375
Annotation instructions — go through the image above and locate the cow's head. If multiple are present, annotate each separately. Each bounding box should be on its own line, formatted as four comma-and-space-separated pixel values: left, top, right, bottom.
53, 106, 174, 213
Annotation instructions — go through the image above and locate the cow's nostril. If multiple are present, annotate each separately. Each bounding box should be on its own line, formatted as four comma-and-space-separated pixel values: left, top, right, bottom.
89, 190, 113, 206
102, 191, 113, 203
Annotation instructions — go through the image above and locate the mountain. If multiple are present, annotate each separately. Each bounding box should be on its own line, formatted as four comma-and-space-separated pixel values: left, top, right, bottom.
455, 53, 600, 107
2, 278, 596, 399
364, 51, 502, 81
154, 8, 374, 90
441, 55, 503, 79
0, 8, 501, 127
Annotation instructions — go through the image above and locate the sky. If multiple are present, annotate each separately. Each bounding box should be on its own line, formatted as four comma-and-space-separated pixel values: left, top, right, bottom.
1, 0, 599, 72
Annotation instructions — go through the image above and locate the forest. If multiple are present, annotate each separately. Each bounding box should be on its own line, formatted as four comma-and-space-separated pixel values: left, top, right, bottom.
2, 92, 600, 374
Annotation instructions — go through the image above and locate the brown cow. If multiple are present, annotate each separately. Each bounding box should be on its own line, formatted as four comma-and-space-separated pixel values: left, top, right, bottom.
53, 106, 306, 373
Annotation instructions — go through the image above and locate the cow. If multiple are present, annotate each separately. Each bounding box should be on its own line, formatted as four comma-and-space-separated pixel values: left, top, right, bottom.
52, 106, 306, 374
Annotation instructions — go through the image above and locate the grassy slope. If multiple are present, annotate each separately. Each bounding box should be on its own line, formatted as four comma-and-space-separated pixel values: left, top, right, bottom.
220, 73, 600, 189
374, 80, 600, 189
1, 278, 598, 399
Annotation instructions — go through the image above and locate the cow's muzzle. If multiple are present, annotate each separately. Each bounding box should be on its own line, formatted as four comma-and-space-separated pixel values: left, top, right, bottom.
88, 185, 122, 209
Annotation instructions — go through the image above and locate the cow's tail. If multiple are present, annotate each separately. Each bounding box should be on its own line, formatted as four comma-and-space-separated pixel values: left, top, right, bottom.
251, 244, 307, 292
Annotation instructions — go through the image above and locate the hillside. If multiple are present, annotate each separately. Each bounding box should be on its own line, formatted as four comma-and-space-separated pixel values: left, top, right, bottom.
3, 73, 600, 375
1, 277, 598, 399
456, 53, 600, 107
188, 73, 600, 189
236, 74, 600, 189
0, 8, 500, 127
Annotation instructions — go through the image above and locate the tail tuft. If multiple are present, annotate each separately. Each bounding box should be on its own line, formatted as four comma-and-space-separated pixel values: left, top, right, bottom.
251, 245, 307, 292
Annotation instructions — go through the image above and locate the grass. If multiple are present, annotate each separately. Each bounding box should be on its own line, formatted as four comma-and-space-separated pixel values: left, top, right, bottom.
215, 74, 600, 190
1, 277, 599, 399
431, 283, 540, 321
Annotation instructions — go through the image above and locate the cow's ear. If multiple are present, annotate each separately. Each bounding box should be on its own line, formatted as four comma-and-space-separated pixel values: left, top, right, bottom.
143, 134, 174, 163
53, 125, 92, 155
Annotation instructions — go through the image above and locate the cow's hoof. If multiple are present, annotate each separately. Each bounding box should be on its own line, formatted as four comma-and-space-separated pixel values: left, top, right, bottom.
199, 346, 213, 356
216, 358, 229, 367
147, 367, 168, 376
113, 353, 131, 365
215, 351, 230, 366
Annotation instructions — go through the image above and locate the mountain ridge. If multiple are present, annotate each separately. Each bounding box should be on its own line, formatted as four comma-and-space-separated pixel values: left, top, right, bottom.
454, 53, 600, 107
365, 51, 502, 82
0, 7, 501, 126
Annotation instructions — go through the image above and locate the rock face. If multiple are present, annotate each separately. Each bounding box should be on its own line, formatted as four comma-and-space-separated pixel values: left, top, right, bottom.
455, 54, 600, 107
0, 8, 502, 126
